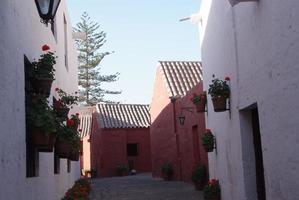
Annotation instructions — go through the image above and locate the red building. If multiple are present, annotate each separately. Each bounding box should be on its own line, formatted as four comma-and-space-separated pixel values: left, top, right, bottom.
91, 103, 151, 177
150, 61, 208, 182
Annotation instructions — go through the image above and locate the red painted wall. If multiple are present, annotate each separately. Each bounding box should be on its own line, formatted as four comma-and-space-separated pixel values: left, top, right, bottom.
91, 119, 151, 177
150, 70, 208, 182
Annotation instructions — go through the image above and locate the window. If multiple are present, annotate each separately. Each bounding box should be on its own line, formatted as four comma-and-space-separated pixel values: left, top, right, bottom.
54, 154, 60, 174
63, 14, 68, 70
127, 143, 139, 157
25, 56, 39, 177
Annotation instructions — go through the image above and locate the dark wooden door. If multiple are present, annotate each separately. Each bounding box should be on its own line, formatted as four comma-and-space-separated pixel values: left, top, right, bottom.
252, 108, 266, 200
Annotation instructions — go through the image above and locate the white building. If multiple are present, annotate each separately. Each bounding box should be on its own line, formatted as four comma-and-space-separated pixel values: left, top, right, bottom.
0, 1, 80, 199
198, 0, 299, 200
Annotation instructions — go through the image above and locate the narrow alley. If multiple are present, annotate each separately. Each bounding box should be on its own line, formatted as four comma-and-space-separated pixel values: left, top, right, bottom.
90, 174, 203, 200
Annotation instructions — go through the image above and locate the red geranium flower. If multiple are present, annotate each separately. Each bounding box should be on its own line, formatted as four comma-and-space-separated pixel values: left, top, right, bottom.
42, 44, 50, 51
225, 76, 230, 81
206, 129, 211, 133
55, 87, 59, 91
67, 119, 75, 127
76, 113, 80, 116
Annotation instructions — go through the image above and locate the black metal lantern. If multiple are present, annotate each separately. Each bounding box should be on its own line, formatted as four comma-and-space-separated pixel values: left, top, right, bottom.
35, 0, 61, 25
178, 114, 186, 126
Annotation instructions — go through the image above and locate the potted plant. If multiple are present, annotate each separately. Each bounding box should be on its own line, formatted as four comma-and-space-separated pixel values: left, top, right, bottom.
191, 92, 207, 112
161, 162, 174, 181
203, 179, 221, 200
202, 129, 215, 152
116, 164, 128, 176
26, 98, 57, 152
55, 123, 80, 160
30, 45, 56, 97
53, 88, 78, 120
70, 113, 80, 130
192, 165, 207, 190
208, 77, 230, 112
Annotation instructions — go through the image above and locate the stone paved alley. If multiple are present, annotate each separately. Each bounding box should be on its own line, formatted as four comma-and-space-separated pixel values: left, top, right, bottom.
90, 173, 204, 200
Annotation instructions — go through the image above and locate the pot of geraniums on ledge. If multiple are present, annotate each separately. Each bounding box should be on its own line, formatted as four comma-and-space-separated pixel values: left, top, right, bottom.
116, 164, 128, 176
201, 129, 215, 152
55, 121, 80, 160
30, 45, 56, 97
161, 162, 174, 181
26, 97, 57, 152
191, 165, 207, 191
191, 92, 207, 112
208, 77, 230, 112
203, 179, 221, 200
53, 88, 79, 120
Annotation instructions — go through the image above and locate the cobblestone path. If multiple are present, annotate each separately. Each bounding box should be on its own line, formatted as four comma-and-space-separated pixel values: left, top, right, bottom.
90, 173, 203, 200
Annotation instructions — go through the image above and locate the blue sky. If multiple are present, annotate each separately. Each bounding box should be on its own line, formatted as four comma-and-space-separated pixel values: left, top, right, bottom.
67, 0, 201, 104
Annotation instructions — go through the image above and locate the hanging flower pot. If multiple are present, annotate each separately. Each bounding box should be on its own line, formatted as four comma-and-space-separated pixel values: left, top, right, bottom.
69, 151, 80, 161
208, 77, 230, 112
191, 92, 207, 113
38, 132, 57, 152
31, 78, 53, 97
30, 128, 50, 147
202, 129, 215, 152
55, 139, 72, 159
211, 96, 228, 112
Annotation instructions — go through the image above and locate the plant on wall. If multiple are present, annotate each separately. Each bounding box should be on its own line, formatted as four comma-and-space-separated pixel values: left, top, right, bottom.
208, 76, 230, 112
161, 162, 174, 181
30, 45, 57, 96
201, 129, 215, 152
191, 91, 207, 112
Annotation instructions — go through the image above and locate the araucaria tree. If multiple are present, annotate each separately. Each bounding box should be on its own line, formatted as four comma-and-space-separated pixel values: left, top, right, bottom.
74, 12, 120, 105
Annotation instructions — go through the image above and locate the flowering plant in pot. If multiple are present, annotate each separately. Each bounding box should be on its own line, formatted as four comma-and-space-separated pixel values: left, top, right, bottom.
55, 122, 81, 160
30, 45, 57, 97
191, 165, 207, 190
53, 88, 78, 120
191, 91, 207, 112
203, 179, 221, 200
26, 98, 57, 151
116, 164, 128, 176
70, 113, 80, 130
61, 178, 91, 200
161, 162, 174, 181
208, 77, 230, 112
201, 129, 215, 152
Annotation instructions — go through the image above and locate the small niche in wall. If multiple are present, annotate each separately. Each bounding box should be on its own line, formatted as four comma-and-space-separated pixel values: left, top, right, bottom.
25, 56, 39, 177
67, 160, 71, 173
54, 154, 60, 174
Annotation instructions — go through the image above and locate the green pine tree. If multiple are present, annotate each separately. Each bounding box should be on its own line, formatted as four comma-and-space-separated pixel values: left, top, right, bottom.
74, 12, 120, 105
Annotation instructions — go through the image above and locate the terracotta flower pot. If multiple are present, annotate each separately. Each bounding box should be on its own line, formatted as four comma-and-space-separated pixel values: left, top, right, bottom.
204, 144, 214, 152
38, 132, 57, 152
204, 194, 221, 200
30, 128, 49, 147
211, 96, 228, 112
195, 102, 206, 112
31, 78, 53, 97
69, 151, 80, 161
55, 139, 72, 159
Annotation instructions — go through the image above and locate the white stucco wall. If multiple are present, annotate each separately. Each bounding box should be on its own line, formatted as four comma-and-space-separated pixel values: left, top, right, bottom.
199, 0, 299, 200
0, 1, 80, 200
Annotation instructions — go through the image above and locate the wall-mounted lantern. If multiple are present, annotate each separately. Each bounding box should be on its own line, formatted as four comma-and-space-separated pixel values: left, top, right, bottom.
178, 107, 194, 126
35, 0, 61, 25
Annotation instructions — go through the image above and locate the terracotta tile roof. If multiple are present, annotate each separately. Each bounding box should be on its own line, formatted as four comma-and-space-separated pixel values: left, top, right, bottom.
159, 61, 202, 97
79, 114, 92, 138
78, 106, 94, 138
96, 103, 150, 129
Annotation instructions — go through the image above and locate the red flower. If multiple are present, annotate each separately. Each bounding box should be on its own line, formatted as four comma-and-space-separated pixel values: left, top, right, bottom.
76, 113, 80, 116
192, 93, 197, 97
67, 119, 75, 127
206, 129, 211, 133
55, 87, 59, 91
225, 76, 230, 81
42, 44, 50, 51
